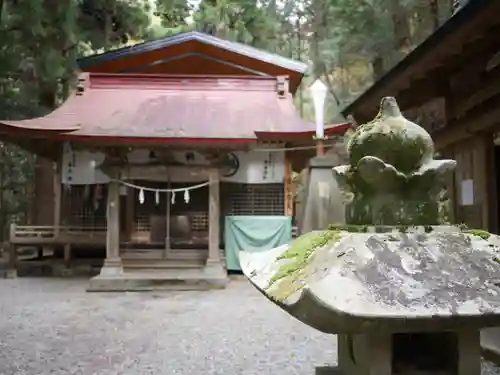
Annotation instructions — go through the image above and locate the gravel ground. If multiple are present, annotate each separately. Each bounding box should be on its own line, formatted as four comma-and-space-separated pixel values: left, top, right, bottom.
0, 278, 499, 375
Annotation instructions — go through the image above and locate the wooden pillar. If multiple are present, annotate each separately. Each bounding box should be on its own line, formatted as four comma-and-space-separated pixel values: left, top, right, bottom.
487, 133, 499, 234
164, 179, 171, 259
125, 186, 134, 242
53, 160, 62, 237
284, 150, 294, 217
207, 168, 220, 263
106, 177, 120, 259
100, 170, 123, 276
316, 139, 325, 156
63, 243, 71, 269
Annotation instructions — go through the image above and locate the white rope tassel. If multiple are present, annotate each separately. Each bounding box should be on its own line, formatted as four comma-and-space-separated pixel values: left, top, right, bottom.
184, 189, 190, 203
155, 190, 160, 205
171, 191, 176, 205
139, 188, 145, 204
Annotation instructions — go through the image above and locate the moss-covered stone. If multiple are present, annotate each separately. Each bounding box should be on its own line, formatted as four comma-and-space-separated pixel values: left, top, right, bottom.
266, 230, 341, 301
463, 229, 491, 240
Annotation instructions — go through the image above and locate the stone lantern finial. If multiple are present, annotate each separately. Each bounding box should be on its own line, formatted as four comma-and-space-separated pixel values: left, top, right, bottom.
332, 97, 456, 226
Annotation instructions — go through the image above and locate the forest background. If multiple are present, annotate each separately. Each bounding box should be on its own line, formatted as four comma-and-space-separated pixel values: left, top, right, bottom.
0, 0, 457, 240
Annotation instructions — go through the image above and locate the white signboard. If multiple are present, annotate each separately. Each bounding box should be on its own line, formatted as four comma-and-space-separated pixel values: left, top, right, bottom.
460, 179, 474, 206
61, 142, 109, 185
61, 144, 284, 185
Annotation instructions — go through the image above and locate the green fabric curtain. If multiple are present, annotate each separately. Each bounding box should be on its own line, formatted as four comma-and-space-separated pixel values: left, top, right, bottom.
224, 216, 292, 271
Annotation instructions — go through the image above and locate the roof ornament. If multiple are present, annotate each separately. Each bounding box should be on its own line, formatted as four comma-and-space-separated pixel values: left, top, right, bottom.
239, 97, 500, 375
276, 76, 289, 98
76, 73, 90, 96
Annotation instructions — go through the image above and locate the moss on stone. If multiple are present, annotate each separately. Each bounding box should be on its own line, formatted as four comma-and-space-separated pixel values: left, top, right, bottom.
463, 229, 491, 240
328, 224, 369, 232
327, 224, 431, 233
266, 230, 341, 301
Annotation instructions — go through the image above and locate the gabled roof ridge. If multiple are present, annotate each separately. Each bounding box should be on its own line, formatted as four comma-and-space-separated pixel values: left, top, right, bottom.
78, 30, 308, 73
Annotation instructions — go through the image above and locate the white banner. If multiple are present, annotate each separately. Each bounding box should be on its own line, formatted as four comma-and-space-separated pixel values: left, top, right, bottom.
61, 144, 284, 185
222, 150, 284, 184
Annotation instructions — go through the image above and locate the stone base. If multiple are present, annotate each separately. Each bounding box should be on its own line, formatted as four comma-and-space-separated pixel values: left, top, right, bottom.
98, 257, 124, 277
3, 269, 17, 279
315, 366, 342, 375
481, 328, 500, 365
87, 261, 228, 292
202, 259, 229, 288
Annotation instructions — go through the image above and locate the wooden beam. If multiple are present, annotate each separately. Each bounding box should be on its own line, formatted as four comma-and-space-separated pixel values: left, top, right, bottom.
434, 92, 500, 149
397, 73, 447, 110
451, 64, 500, 119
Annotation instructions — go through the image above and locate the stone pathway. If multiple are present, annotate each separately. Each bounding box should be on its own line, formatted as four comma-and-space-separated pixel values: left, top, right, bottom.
0, 278, 499, 375
0, 278, 336, 375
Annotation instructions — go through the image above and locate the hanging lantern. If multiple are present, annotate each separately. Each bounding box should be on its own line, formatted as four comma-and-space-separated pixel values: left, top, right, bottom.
139, 188, 145, 204
155, 190, 160, 205
184, 189, 190, 203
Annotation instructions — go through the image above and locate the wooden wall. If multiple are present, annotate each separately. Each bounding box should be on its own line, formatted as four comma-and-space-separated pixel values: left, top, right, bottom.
34, 158, 56, 226
442, 133, 498, 233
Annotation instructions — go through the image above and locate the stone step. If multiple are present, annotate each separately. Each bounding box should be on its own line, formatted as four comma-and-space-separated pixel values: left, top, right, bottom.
122, 260, 205, 269
87, 266, 228, 292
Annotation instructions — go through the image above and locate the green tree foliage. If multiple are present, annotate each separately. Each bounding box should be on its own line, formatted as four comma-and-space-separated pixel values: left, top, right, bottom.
0, 0, 151, 242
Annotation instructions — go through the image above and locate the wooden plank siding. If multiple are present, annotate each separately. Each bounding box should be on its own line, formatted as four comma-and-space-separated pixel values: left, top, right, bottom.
443, 134, 497, 232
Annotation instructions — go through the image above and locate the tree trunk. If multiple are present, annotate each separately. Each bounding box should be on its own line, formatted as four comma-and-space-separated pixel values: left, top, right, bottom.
372, 56, 385, 80
430, 0, 439, 30
389, 0, 411, 58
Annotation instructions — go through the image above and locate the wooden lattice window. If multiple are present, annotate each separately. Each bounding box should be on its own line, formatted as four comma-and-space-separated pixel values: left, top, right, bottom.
222, 183, 284, 216
61, 184, 107, 228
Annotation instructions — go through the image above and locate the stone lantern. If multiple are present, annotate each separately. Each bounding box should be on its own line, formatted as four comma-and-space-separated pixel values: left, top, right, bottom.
240, 97, 500, 375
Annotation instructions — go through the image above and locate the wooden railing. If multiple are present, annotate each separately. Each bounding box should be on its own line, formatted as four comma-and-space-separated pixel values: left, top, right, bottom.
10, 224, 107, 245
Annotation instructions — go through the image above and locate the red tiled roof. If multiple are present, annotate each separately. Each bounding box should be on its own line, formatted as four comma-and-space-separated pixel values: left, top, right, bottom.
0, 73, 320, 141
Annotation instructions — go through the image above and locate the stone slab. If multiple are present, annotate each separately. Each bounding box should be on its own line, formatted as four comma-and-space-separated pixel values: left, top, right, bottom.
87, 268, 229, 292
87, 276, 228, 292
